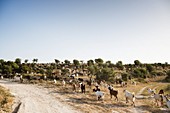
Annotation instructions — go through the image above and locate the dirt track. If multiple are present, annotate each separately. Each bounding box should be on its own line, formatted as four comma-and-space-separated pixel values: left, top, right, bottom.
0, 80, 81, 113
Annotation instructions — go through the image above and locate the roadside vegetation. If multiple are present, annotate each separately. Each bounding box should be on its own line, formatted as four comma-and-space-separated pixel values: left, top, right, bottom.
0, 86, 13, 113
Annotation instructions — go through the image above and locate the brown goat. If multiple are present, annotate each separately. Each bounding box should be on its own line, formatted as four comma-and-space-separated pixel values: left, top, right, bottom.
108, 86, 118, 101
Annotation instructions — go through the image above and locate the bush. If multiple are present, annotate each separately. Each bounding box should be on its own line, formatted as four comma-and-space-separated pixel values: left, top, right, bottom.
96, 68, 114, 81
165, 84, 170, 91
133, 68, 147, 78
164, 70, 170, 82
121, 73, 129, 81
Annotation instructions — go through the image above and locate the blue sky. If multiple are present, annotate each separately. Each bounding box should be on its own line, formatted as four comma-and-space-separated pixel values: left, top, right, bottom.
0, 0, 170, 64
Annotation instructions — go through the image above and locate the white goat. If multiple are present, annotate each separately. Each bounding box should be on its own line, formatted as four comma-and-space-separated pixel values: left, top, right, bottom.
0, 75, 3, 79
163, 95, 170, 109
62, 80, 66, 87
147, 88, 155, 95
123, 89, 135, 106
54, 79, 57, 84
94, 91, 104, 100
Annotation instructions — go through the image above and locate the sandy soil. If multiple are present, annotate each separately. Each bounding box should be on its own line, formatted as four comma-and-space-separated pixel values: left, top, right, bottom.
0, 80, 82, 113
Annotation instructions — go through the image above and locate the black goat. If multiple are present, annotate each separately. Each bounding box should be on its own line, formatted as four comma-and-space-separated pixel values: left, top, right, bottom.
81, 83, 85, 94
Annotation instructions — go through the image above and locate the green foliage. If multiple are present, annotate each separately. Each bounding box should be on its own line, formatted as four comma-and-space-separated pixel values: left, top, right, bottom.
21, 65, 30, 73
146, 64, 154, 73
95, 58, 103, 64
33, 59, 38, 63
121, 72, 130, 81
133, 68, 147, 78
3, 65, 12, 74
61, 68, 70, 75
24, 59, 28, 63
87, 60, 94, 66
96, 68, 114, 81
167, 70, 170, 78
150, 70, 166, 77
165, 70, 170, 82
64, 60, 70, 65
88, 65, 98, 75
116, 61, 124, 70
73, 59, 80, 67
134, 60, 141, 66
54, 59, 60, 64
15, 58, 21, 65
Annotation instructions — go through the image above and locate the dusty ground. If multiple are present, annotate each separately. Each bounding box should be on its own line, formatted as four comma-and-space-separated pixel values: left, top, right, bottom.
0, 80, 82, 113
0, 78, 170, 113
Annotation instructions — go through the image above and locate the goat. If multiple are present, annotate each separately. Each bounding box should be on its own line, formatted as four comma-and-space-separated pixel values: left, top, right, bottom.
72, 83, 77, 92
123, 89, 135, 106
153, 93, 163, 106
147, 88, 155, 95
108, 86, 118, 101
54, 79, 57, 84
121, 82, 127, 87
78, 78, 84, 82
80, 83, 85, 94
158, 89, 164, 95
163, 95, 170, 109
93, 90, 104, 101
131, 81, 137, 86
0, 75, 3, 79
20, 75, 23, 83
44, 75, 47, 80
93, 86, 100, 92
62, 80, 66, 87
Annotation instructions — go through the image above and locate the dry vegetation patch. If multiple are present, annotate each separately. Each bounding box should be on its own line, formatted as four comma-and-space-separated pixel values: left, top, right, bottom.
0, 86, 14, 113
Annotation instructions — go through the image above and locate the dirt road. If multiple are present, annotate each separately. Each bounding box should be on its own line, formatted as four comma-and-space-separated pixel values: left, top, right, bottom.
0, 80, 81, 113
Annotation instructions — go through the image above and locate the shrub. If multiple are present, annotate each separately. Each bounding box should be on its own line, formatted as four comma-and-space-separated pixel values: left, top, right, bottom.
121, 73, 129, 81
165, 84, 170, 91
96, 68, 114, 81
133, 68, 147, 78
164, 70, 170, 82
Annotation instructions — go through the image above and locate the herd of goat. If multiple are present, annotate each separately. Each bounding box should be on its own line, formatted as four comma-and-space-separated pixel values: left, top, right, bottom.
0, 74, 170, 110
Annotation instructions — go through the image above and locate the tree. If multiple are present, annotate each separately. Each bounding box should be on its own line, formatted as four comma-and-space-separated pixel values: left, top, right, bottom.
95, 58, 104, 64
11, 62, 19, 74
134, 60, 141, 67
96, 68, 114, 81
15, 58, 21, 65
146, 64, 154, 73
24, 59, 28, 64
88, 65, 98, 75
54, 59, 60, 65
3, 65, 12, 74
0, 59, 5, 74
73, 59, 80, 67
165, 70, 170, 82
33, 59, 38, 63
21, 64, 30, 74
87, 60, 94, 66
116, 61, 124, 70
133, 68, 147, 78
64, 60, 70, 65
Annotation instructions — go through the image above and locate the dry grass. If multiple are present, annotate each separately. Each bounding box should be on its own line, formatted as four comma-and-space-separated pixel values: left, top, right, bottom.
0, 86, 14, 113
37, 77, 170, 113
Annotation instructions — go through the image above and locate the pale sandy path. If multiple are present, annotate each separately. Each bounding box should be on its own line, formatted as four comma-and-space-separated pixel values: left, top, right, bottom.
0, 80, 82, 113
